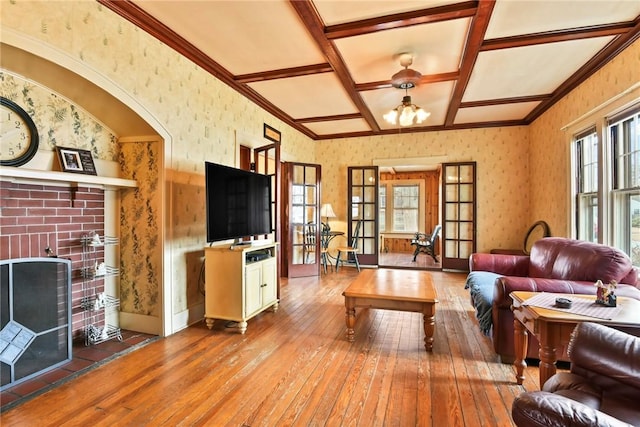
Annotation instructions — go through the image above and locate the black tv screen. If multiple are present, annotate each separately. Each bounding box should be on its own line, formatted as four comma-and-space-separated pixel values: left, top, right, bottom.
205, 162, 272, 242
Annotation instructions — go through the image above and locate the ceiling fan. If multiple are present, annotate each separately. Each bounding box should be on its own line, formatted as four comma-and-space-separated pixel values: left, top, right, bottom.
383, 53, 430, 127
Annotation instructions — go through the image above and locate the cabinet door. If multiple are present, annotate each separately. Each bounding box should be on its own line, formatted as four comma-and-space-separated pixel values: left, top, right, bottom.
245, 263, 263, 317
261, 257, 277, 306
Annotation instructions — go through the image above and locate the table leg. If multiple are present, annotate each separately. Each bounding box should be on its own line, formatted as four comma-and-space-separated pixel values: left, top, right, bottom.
422, 304, 435, 351
345, 297, 356, 342
538, 339, 557, 389
514, 318, 528, 385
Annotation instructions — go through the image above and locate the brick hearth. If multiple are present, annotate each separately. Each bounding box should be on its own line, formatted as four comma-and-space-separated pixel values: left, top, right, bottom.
0, 180, 106, 340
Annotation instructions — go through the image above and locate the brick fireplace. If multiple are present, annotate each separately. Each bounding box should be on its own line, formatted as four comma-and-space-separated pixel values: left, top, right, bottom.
0, 180, 107, 341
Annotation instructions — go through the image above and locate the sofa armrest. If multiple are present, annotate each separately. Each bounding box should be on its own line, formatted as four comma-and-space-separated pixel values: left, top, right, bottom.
512, 392, 633, 427
469, 253, 530, 276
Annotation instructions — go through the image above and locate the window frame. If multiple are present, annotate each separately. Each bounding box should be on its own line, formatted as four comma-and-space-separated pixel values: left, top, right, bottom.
574, 128, 599, 242
378, 179, 425, 236
569, 96, 640, 265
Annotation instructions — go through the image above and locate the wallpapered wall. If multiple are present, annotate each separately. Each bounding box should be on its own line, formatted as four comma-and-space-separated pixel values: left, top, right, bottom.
528, 39, 640, 236
317, 127, 531, 252
0, 72, 117, 160
119, 140, 162, 316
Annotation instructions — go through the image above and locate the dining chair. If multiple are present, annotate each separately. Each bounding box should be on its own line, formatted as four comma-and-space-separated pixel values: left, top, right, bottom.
335, 220, 362, 272
304, 222, 317, 264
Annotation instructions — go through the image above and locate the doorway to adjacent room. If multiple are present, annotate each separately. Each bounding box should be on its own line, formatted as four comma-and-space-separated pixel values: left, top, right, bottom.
375, 157, 443, 271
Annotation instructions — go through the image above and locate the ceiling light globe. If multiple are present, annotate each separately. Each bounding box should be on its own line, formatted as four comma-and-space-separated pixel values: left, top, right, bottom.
415, 108, 430, 123
399, 106, 415, 126
383, 110, 398, 125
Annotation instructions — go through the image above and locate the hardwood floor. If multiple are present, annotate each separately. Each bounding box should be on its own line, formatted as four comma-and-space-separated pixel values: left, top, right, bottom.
378, 251, 440, 270
0, 269, 542, 426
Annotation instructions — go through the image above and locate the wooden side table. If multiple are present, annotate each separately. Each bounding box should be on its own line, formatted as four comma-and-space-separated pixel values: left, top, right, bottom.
510, 291, 640, 389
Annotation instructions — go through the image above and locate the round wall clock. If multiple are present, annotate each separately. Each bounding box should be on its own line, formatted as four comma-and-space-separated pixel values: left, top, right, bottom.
1, 97, 40, 167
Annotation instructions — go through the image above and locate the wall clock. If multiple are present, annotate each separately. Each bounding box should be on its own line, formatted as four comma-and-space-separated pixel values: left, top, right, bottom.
1, 97, 40, 167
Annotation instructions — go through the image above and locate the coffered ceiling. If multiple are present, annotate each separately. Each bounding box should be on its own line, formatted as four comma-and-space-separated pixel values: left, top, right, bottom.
100, 0, 640, 140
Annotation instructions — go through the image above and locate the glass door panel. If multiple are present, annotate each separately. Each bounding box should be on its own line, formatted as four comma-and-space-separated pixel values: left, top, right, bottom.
347, 166, 378, 266
441, 162, 476, 271
287, 163, 321, 277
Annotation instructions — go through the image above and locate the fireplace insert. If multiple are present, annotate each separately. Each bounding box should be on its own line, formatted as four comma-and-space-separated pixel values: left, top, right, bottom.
0, 257, 72, 390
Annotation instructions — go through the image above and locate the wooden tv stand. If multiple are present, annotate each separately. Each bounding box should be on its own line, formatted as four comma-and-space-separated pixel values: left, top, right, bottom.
204, 242, 278, 333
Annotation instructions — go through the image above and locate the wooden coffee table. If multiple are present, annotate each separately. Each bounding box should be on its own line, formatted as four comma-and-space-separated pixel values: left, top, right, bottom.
342, 269, 438, 351
510, 291, 640, 388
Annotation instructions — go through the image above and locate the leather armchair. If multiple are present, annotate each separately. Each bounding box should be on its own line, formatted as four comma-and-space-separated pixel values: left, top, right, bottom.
469, 237, 640, 362
512, 322, 640, 427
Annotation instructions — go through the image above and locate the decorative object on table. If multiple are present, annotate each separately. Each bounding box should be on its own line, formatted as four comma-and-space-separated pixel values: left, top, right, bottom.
1, 97, 40, 167
554, 297, 572, 308
55, 146, 97, 175
320, 203, 336, 231
594, 279, 617, 307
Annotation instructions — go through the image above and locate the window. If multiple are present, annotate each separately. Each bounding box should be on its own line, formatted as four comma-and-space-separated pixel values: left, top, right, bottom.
379, 186, 386, 233
393, 185, 419, 231
378, 180, 424, 234
610, 108, 640, 265
572, 102, 640, 266
575, 129, 598, 242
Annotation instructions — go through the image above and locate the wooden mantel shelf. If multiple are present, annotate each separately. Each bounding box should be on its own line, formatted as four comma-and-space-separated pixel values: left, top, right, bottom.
0, 166, 137, 189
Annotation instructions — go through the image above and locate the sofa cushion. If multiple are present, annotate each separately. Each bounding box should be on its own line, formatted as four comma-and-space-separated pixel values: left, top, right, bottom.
529, 238, 634, 283
464, 271, 501, 335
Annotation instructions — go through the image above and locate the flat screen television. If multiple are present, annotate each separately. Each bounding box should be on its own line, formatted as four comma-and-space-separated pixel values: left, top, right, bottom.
205, 161, 272, 243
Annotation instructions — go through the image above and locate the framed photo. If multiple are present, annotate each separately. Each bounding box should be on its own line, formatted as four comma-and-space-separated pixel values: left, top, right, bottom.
263, 123, 281, 143
56, 146, 97, 175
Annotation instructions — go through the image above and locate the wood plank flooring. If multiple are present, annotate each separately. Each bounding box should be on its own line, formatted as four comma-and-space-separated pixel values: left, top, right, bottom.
0, 268, 542, 426
378, 251, 440, 270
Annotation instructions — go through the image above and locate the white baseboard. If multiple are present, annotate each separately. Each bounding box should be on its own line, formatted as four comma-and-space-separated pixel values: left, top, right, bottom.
119, 312, 162, 336
172, 302, 205, 334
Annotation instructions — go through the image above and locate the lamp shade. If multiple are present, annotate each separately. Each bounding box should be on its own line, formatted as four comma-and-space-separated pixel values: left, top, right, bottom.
320, 204, 336, 218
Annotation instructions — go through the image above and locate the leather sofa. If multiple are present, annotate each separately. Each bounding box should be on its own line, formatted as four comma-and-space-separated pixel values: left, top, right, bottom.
511, 322, 640, 427
469, 237, 640, 363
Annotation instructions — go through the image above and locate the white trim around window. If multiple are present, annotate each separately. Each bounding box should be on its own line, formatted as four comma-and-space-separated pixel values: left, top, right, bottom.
565, 82, 640, 264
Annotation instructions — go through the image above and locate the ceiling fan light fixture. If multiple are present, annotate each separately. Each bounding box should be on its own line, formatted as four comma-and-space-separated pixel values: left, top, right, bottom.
391, 68, 422, 89
384, 54, 430, 127
383, 93, 430, 127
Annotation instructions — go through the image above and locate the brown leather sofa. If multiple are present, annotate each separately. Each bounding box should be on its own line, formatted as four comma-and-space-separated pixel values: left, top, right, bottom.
511, 322, 640, 427
469, 237, 640, 362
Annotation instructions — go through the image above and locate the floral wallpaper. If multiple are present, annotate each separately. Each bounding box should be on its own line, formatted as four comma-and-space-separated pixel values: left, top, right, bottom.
528, 39, 640, 237
317, 127, 531, 252
119, 140, 162, 316
0, 71, 118, 161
